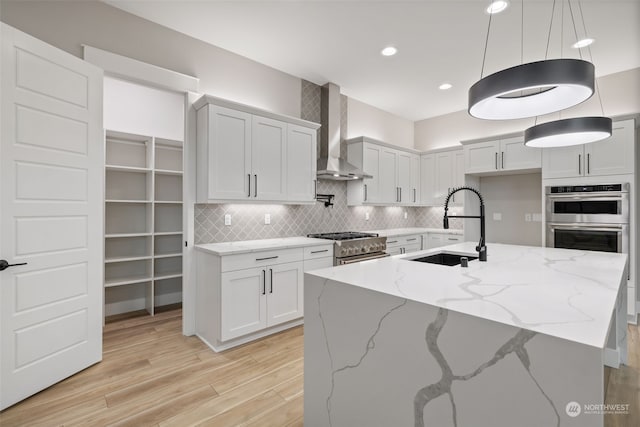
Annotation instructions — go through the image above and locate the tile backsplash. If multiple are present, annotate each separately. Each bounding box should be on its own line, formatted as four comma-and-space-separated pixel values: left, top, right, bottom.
194, 80, 462, 244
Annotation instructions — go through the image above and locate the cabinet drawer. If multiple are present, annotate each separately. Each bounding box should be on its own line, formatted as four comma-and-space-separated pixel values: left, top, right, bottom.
427, 233, 462, 249
304, 245, 334, 260
304, 257, 334, 272
222, 248, 303, 272
386, 234, 421, 247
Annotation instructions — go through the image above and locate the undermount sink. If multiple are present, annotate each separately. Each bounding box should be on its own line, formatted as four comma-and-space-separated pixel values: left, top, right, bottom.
410, 252, 478, 266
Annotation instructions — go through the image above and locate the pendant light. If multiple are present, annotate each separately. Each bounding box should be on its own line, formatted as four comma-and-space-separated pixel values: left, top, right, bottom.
524, 1, 612, 147
468, 0, 596, 120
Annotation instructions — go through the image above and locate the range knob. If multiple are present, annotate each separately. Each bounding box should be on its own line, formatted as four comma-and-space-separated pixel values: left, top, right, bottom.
362, 245, 370, 253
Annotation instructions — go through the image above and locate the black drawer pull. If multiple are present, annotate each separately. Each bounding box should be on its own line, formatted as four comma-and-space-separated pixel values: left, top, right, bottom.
406, 238, 417, 242
310, 249, 329, 254
256, 255, 278, 261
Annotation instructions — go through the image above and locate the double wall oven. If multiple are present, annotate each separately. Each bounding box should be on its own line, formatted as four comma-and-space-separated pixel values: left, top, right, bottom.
307, 232, 388, 265
546, 183, 629, 255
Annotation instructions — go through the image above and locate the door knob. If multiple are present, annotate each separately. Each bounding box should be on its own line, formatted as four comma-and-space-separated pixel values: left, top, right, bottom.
0, 260, 27, 271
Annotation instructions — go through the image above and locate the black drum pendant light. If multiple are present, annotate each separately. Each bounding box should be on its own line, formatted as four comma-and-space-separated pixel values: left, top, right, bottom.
524, 1, 612, 147
469, 0, 596, 120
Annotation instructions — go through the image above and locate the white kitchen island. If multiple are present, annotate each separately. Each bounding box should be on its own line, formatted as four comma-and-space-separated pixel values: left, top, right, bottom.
304, 243, 628, 427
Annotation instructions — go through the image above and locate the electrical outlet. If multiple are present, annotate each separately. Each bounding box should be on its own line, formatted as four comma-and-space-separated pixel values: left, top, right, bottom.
224, 214, 231, 226
525, 213, 532, 222
264, 213, 271, 225
493, 213, 502, 221
532, 213, 542, 222
404, 211, 408, 219
365, 212, 370, 221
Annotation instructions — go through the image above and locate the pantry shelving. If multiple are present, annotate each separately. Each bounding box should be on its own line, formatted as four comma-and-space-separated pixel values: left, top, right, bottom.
104, 130, 183, 318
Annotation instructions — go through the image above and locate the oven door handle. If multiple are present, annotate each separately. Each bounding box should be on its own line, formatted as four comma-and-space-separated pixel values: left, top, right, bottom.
547, 223, 625, 232
547, 194, 625, 201
338, 253, 390, 265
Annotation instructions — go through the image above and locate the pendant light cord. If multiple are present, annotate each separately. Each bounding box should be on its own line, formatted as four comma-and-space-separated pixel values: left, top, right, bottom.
567, 0, 582, 60
544, 0, 557, 60
480, 10, 493, 79
578, 1, 606, 116
521, 0, 524, 64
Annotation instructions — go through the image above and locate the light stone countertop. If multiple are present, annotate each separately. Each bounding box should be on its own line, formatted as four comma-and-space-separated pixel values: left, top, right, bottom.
306, 242, 628, 348
195, 237, 331, 255
365, 227, 463, 237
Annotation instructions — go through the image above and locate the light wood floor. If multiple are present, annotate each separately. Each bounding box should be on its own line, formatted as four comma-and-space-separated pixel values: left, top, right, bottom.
0, 307, 637, 426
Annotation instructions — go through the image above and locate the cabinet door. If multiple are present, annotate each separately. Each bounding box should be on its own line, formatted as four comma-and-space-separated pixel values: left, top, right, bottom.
208, 106, 252, 200
287, 124, 317, 202
379, 148, 398, 203
464, 140, 500, 174
501, 137, 541, 171
267, 261, 303, 326
410, 154, 420, 204
252, 115, 287, 201
221, 268, 267, 341
304, 257, 333, 271
584, 120, 634, 176
451, 150, 465, 205
542, 145, 583, 179
362, 144, 381, 203
397, 151, 412, 204
434, 152, 454, 206
420, 154, 436, 206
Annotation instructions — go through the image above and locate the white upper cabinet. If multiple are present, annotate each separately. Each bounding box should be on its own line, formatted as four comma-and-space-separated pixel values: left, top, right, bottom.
464, 136, 541, 174
286, 124, 317, 202
543, 119, 635, 179
347, 137, 420, 206
421, 148, 464, 206
195, 95, 319, 204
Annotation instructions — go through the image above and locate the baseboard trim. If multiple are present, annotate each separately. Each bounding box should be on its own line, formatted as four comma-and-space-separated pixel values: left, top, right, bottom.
197, 318, 304, 353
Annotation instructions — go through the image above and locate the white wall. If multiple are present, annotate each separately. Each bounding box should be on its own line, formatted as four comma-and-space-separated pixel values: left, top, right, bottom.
347, 97, 414, 149
0, 0, 301, 118
415, 68, 640, 151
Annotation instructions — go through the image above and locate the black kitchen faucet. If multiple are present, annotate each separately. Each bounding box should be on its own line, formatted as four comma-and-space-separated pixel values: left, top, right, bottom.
443, 186, 487, 262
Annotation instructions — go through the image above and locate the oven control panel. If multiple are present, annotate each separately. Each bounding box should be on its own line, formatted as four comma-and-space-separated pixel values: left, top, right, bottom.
335, 237, 387, 257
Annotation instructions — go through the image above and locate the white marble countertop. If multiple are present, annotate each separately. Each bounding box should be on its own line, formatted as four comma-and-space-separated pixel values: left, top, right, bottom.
365, 227, 463, 237
195, 236, 331, 255
306, 242, 628, 348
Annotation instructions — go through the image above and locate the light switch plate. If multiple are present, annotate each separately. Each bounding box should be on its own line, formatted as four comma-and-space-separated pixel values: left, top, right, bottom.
493, 213, 502, 221
365, 212, 370, 221
404, 211, 408, 219
532, 213, 542, 222
264, 213, 271, 225
525, 214, 532, 222
224, 214, 231, 226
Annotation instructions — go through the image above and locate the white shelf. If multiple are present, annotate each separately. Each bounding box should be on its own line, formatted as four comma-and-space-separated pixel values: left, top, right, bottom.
105, 275, 153, 288
105, 165, 151, 173
155, 169, 183, 176
105, 232, 153, 238
154, 252, 182, 259
104, 130, 184, 319
105, 255, 153, 264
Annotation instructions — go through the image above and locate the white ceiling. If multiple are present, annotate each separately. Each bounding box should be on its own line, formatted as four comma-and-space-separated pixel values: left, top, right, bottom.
106, 0, 640, 121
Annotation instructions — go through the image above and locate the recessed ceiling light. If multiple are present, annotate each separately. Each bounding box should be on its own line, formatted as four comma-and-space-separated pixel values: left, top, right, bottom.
486, 1, 509, 14
381, 46, 397, 57
572, 38, 594, 49
439, 83, 453, 90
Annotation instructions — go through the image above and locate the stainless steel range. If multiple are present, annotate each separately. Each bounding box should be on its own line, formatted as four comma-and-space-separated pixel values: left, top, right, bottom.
307, 232, 388, 265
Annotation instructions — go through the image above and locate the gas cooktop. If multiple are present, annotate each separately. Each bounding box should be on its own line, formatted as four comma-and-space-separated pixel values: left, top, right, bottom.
307, 232, 379, 241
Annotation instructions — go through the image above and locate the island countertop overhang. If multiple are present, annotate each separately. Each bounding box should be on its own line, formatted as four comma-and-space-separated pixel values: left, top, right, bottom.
305, 242, 628, 349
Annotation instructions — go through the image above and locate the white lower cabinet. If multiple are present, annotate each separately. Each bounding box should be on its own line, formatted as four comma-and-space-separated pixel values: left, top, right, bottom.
197, 243, 332, 351
386, 234, 422, 255
423, 233, 463, 249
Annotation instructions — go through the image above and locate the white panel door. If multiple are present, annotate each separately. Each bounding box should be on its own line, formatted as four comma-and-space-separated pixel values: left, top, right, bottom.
435, 152, 453, 206
286, 124, 316, 202
397, 151, 411, 204
266, 261, 303, 326
464, 140, 500, 174
409, 154, 420, 205
208, 105, 252, 200
0, 24, 103, 410
420, 154, 436, 206
584, 119, 634, 176
501, 137, 541, 171
362, 144, 381, 203
542, 145, 583, 179
252, 115, 287, 201
220, 268, 267, 341
451, 150, 465, 205
379, 148, 398, 203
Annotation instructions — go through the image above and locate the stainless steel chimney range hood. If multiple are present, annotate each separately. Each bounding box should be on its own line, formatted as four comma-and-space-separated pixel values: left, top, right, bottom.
316, 83, 371, 180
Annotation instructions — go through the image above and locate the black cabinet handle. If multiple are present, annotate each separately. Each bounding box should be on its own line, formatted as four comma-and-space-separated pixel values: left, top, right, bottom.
364, 184, 368, 201
247, 174, 251, 197
501, 151, 504, 169
314, 179, 317, 198
413, 188, 416, 203
310, 249, 329, 254
495, 152, 498, 170
254, 175, 258, 197
262, 269, 266, 295
256, 255, 278, 261
578, 154, 582, 175
269, 269, 273, 293
587, 153, 590, 174
0, 260, 27, 271
407, 238, 417, 242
